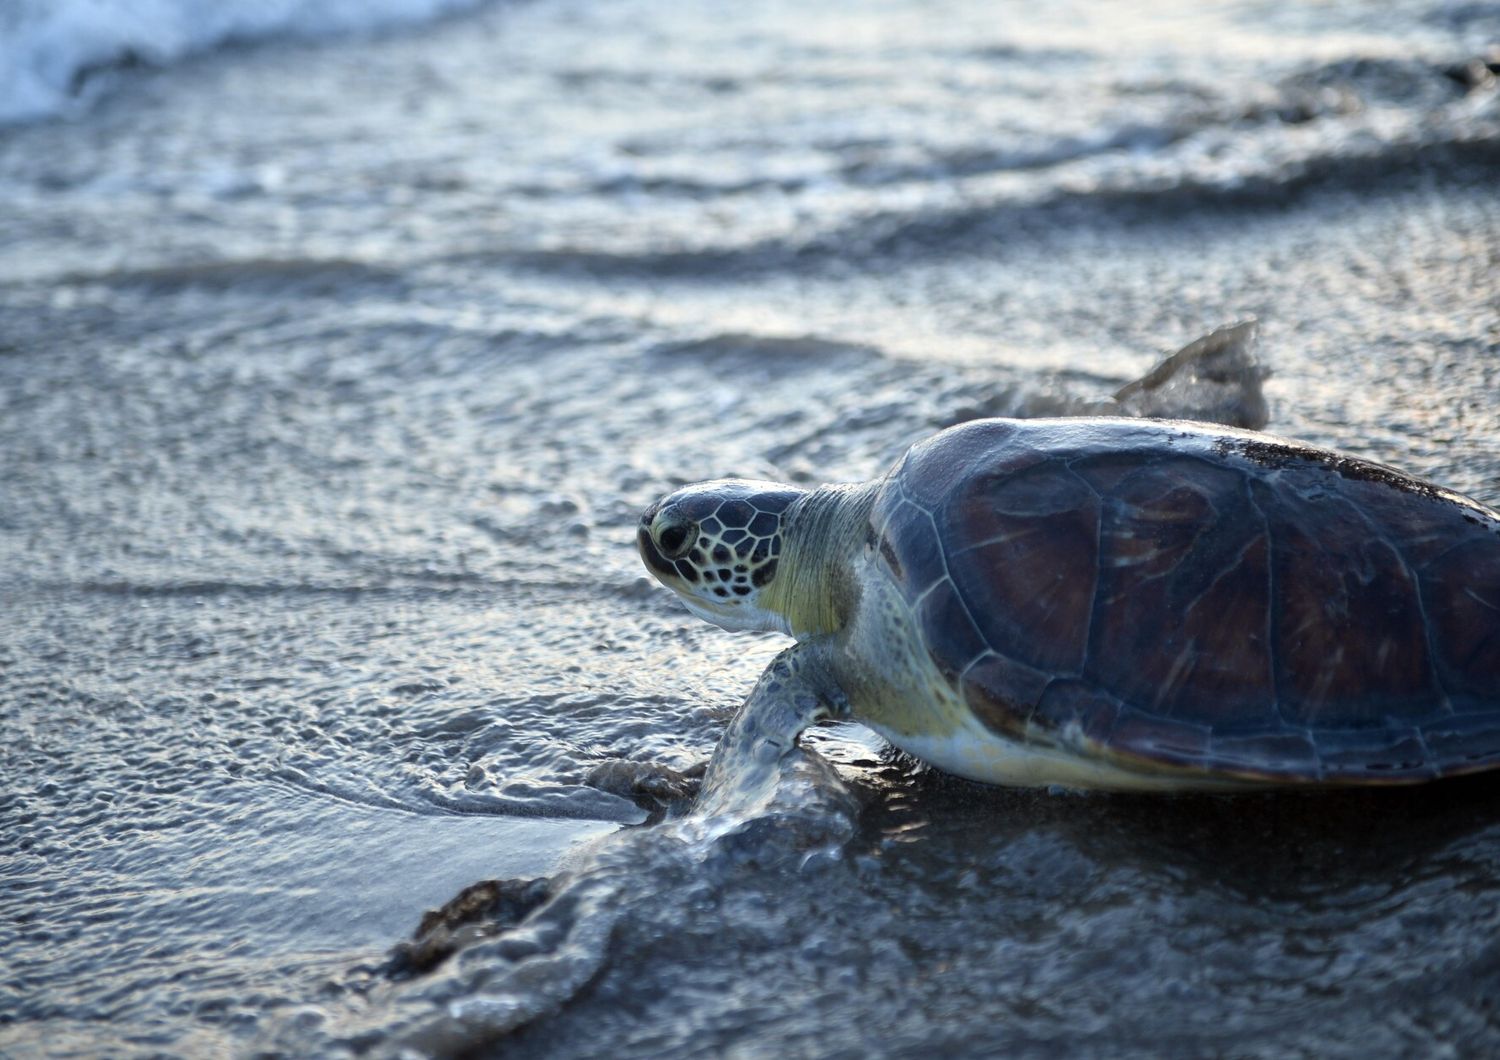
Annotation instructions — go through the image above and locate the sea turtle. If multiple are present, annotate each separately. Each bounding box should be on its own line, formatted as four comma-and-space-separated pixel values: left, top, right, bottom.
638, 416, 1500, 791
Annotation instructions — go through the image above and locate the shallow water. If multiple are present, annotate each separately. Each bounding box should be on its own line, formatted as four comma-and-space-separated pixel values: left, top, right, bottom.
1, 0, 1499, 1055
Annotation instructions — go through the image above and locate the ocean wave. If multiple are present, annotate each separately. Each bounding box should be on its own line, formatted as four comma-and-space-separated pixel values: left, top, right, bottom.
480, 120, 1500, 280
647, 333, 887, 369
0, 0, 494, 125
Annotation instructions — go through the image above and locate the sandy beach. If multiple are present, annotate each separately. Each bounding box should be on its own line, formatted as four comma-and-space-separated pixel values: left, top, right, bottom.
2, 0, 1499, 1054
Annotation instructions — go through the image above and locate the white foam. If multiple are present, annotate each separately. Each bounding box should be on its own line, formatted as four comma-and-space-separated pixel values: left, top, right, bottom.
0, 0, 492, 124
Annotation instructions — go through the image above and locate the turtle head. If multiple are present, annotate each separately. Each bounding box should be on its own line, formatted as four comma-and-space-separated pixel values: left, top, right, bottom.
638, 480, 804, 633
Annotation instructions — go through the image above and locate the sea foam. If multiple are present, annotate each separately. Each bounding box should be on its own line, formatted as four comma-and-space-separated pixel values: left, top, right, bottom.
0, 0, 492, 124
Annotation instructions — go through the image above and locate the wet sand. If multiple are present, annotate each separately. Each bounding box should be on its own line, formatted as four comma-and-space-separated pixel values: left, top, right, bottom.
1, 0, 1499, 1055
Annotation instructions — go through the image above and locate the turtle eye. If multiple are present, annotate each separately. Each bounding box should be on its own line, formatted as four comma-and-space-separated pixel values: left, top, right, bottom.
655, 517, 697, 559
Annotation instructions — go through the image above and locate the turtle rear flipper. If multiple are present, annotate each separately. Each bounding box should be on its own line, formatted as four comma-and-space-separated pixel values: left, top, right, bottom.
1113, 319, 1268, 429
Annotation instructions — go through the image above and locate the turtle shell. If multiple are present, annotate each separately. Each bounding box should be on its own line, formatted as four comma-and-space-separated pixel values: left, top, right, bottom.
871, 417, 1500, 783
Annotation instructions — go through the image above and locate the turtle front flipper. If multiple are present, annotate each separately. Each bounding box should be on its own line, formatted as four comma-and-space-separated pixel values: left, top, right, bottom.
695, 639, 849, 819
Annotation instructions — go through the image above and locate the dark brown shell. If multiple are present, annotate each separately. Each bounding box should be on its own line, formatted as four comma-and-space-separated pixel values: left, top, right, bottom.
872, 417, 1500, 783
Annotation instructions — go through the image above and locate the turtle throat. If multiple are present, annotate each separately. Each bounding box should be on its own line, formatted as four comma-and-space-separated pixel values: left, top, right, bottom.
762, 482, 877, 640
